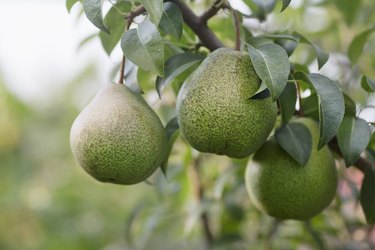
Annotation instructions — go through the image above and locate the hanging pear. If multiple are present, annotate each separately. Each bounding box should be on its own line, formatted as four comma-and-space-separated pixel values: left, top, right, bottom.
176, 48, 277, 158
70, 83, 167, 185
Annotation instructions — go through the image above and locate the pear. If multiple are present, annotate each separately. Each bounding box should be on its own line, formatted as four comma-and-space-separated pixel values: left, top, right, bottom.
176, 48, 277, 158
245, 118, 338, 220
70, 83, 167, 185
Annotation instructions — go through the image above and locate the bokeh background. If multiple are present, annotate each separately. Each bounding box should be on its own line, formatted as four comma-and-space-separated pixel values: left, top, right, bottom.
1, 0, 375, 249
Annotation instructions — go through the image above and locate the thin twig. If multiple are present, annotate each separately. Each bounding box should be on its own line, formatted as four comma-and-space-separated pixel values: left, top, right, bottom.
199, 0, 227, 23
263, 220, 279, 250
191, 155, 214, 249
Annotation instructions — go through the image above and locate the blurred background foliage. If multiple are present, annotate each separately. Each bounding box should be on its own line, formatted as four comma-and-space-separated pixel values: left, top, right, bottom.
1, 0, 375, 249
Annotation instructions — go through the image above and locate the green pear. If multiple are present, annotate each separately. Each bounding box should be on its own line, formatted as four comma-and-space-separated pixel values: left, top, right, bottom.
245, 118, 338, 220
70, 83, 167, 185
176, 48, 277, 158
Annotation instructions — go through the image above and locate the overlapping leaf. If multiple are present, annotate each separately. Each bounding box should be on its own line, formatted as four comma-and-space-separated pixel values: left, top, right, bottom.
247, 39, 290, 100
161, 117, 180, 176
121, 20, 164, 76
159, 2, 183, 40
276, 123, 313, 166
294, 72, 344, 149
138, 0, 163, 25
337, 117, 371, 166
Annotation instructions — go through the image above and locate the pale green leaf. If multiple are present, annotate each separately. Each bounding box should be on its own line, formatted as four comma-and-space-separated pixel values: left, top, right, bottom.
83, 0, 109, 33
121, 20, 164, 76
348, 26, 375, 65
138, 0, 163, 25
66, 0, 81, 13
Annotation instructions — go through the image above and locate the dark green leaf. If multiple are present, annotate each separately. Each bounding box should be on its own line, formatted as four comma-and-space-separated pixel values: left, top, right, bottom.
278, 82, 297, 124
338, 117, 371, 166
348, 26, 375, 65
247, 41, 290, 100
161, 118, 180, 176
361, 76, 375, 93
343, 93, 357, 117
138, 0, 163, 25
253, 0, 276, 13
301, 94, 319, 120
159, 2, 183, 40
66, 0, 81, 13
293, 32, 329, 69
249, 88, 271, 99
121, 20, 164, 76
281, 0, 291, 12
360, 168, 375, 224
83, 0, 109, 33
156, 53, 205, 98
257, 34, 299, 57
99, 2, 131, 55
275, 123, 313, 166
294, 72, 345, 149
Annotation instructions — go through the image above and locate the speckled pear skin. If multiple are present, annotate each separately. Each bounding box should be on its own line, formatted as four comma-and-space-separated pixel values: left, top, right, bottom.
245, 118, 338, 220
70, 83, 167, 185
176, 48, 277, 158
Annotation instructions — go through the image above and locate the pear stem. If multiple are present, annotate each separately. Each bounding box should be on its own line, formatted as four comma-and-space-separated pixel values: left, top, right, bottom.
118, 16, 133, 84
231, 7, 241, 51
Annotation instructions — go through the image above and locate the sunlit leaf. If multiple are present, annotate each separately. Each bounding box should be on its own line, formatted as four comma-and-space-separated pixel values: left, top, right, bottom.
83, 0, 109, 33
99, 1, 131, 55
159, 2, 183, 40
276, 122, 312, 166
66, 0, 81, 13
138, 0, 163, 25
247, 40, 290, 100
156, 52, 205, 98
294, 72, 345, 149
360, 168, 375, 224
337, 116, 371, 166
348, 26, 375, 65
121, 20, 164, 76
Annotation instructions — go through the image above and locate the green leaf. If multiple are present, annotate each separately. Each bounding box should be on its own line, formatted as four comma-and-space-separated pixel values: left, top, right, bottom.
295, 72, 345, 149
293, 32, 329, 69
369, 133, 375, 151
333, 0, 361, 26
281, 0, 291, 12
361, 76, 375, 93
275, 123, 313, 166
121, 20, 164, 76
300, 94, 319, 121
161, 117, 180, 176
343, 93, 357, 117
83, 0, 109, 33
66, 0, 81, 13
253, 0, 276, 13
156, 53, 205, 98
138, 0, 163, 25
159, 2, 183, 40
247, 41, 290, 100
337, 117, 371, 166
360, 168, 375, 224
278, 82, 297, 125
99, 2, 131, 55
348, 26, 375, 65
